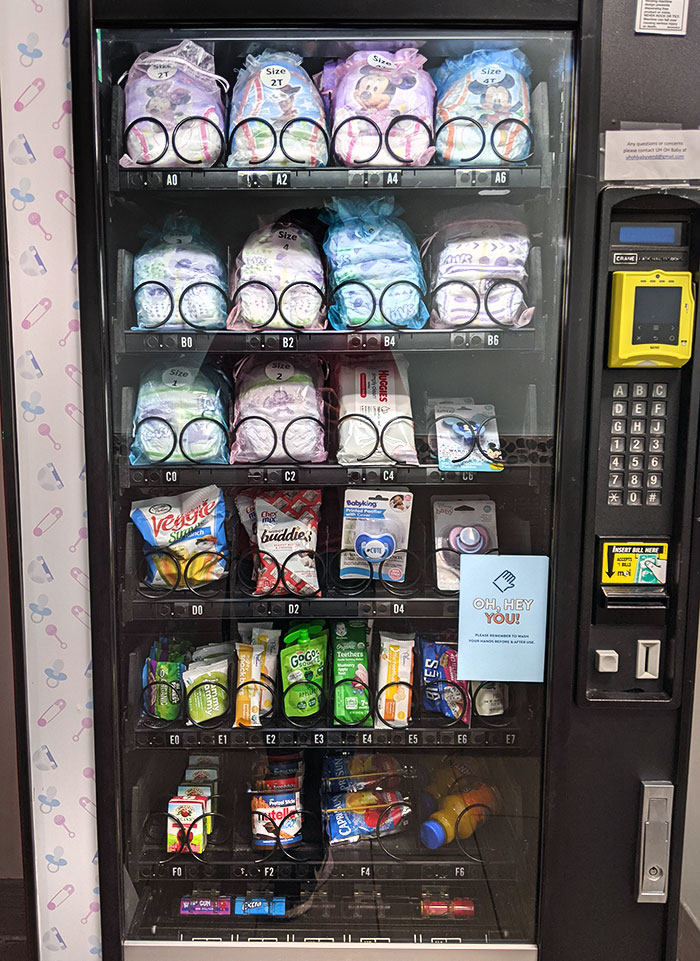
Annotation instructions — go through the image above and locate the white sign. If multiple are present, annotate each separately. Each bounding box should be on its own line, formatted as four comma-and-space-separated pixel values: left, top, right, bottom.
604, 129, 700, 181
635, 0, 689, 35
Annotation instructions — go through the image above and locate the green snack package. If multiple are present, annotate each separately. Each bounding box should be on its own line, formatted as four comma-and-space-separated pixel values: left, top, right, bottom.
281, 628, 328, 718
182, 658, 230, 723
332, 621, 371, 726
153, 661, 184, 721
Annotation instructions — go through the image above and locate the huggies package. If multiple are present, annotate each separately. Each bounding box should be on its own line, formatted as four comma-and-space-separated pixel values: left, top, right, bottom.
340, 489, 413, 582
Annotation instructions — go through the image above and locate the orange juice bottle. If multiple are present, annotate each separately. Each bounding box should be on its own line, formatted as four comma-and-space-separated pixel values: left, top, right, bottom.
420, 759, 486, 814
420, 783, 497, 849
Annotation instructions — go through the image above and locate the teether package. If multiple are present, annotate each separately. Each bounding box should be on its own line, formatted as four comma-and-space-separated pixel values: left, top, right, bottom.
340, 489, 413, 583
122, 41, 227, 168
318, 49, 435, 167
332, 621, 371, 726
228, 221, 326, 331
432, 497, 499, 592
427, 209, 533, 330
133, 213, 228, 331
322, 196, 428, 330
336, 357, 418, 466
433, 402, 502, 471
230, 357, 327, 464
228, 51, 329, 168
130, 363, 231, 466
433, 48, 532, 166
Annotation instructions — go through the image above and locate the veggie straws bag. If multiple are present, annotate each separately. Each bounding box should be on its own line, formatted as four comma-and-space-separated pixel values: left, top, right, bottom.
133, 213, 228, 331
433, 48, 532, 166
318, 49, 435, 167
122, 41, 227, 168
230, 357, 327, 464
228, 221, 326, 331
227, 51, 329, 168
130, 363, 231, 466
322, 196, 428, 331
131, 486, 228, 590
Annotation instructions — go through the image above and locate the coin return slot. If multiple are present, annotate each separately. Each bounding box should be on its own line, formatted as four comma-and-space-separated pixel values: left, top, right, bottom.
636, 639, 661, 680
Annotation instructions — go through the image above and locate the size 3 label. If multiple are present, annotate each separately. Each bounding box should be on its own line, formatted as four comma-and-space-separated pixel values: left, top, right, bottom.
600, 541, 668, 585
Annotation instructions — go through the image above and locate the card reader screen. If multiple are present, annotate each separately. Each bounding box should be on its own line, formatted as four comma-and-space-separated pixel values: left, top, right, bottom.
633, 286, 681, 345
619, 225, 677, 245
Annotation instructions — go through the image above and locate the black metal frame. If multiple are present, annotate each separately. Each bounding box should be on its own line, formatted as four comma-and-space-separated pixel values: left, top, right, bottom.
68, 1, 700, 960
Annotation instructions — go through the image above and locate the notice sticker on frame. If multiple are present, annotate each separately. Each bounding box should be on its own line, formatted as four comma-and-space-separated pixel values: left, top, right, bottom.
635, 0, 689, 36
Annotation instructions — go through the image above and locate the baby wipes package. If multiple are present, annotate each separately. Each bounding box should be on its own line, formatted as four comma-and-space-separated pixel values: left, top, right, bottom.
322, 196, 428, 330
130, 363, 231, 466
375, 631, 415, 729
132, 213, 228, 331
318, 49, 435, 167
323, 789, 408, 844
230, 357, 327, 464
228, 50, 329, 168
432, 497, 498, 592
228, 221, 326, 331
122, 40, 227, 168
130, 486, 228, 590
340, 489, 413, 582
336, 357, 418, 466
332, 621, 371, 726
433, 48, 532, 166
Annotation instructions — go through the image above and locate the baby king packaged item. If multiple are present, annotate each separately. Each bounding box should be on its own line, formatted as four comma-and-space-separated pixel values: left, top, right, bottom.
432, 497, 498, 591
375, 631, 415, 728
341, 489, 413, 582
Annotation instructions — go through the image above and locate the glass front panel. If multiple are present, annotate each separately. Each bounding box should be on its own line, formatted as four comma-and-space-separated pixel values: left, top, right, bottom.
95, 26, 573, 948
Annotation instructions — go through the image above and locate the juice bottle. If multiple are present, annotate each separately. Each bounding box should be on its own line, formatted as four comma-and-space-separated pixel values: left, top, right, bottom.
420, 759, 486, 815
420, 783, 497, 849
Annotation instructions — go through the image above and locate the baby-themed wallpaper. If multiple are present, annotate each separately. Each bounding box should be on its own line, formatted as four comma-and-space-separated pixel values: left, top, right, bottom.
0, 1, 101, 958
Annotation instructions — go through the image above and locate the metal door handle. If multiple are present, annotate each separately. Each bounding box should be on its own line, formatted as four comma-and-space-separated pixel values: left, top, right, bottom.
637, 780, 674, 903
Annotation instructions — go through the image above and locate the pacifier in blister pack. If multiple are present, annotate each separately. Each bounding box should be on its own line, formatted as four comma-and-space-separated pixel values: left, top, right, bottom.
433, 498, 498, 592
354, 530, 396, 563
448, 524, 489, 554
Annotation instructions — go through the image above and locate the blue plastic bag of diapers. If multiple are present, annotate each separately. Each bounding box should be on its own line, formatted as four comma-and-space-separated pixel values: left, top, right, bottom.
321, 196, 428, 331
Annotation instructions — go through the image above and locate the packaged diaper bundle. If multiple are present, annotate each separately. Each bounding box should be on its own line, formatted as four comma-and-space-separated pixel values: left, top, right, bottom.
122, 40, 227, 167
318, 49, 435, 167
433, 48, 532, 166
322, 196, 428, 331
335, 356, 418, 466
133, 213, 228, 331
230, 357, 327, 464
130, 486, 228, 590
427, 207, 533, 330
228, 220, 326, 331
227, 51, 329, 167
130, 363, 231, 466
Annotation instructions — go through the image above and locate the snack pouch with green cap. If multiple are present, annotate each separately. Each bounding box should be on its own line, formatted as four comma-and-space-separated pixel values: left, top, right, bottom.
332, 621, 371, 726
280, 627, 328, 718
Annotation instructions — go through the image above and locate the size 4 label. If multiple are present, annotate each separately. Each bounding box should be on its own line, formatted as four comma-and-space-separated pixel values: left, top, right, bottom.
600, 541, 668, 585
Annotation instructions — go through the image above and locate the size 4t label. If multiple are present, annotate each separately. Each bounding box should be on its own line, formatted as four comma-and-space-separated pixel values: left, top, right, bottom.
601, 541, 668, 585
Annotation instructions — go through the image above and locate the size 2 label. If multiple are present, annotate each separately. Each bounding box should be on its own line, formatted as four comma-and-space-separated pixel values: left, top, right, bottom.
600, 540, 668, 585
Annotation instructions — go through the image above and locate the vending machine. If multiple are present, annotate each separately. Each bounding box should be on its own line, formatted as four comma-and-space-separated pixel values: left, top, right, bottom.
3, 0, 700, 958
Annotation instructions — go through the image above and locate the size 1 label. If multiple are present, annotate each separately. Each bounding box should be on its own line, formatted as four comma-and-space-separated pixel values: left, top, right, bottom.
600, 541, 668, 585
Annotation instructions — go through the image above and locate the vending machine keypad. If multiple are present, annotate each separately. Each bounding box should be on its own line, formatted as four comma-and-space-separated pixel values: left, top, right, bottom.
607, 382, 667, 506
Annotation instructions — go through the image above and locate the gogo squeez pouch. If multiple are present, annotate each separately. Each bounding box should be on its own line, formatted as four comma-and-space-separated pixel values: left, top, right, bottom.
280, 625, 328, 718
332, 621, 371, 726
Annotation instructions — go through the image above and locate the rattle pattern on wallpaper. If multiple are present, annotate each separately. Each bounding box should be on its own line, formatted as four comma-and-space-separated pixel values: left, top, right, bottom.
1, 1, 101, 958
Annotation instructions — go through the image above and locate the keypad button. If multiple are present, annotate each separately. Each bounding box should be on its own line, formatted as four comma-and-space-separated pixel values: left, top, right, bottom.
628, 454, 644, 471
650, 419, 665, 435
652, 383, 668, 398
628, 472, 643, 489
608, 473, 624, 489
649, 436, 664, 453
645, 490, 662, 506
613, 383, 629, 398
609, 455, 625, 471
612, 401, 628, 416
627, 489, 643, 506
647, 472, 663, 488
610, 436, 626, 453
630, 419, 646, 435
647, 454, 663, 470
650, 401, 666, 417
608, 490, 623, 506
611, 419, 627, 435
629, 436, 645, 452
631, 401, 647, 417
633, 383, 649, 398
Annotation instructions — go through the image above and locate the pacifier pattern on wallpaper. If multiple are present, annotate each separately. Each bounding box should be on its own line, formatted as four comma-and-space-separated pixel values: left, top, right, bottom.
0, 1, 101, 958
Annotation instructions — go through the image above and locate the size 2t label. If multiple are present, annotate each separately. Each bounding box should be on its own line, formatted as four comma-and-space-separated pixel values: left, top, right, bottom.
600, 540, 668, 585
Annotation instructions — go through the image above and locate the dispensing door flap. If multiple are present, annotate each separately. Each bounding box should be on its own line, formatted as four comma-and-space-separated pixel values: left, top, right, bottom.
637, 780, 674, 903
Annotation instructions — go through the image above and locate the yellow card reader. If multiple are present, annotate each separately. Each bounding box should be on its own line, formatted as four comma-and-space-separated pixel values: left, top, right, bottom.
608, 269, 695, 368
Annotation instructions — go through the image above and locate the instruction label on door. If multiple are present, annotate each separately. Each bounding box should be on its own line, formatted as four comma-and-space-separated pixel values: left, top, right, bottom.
600, 541, 668, 584
635, 0, 689, 35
